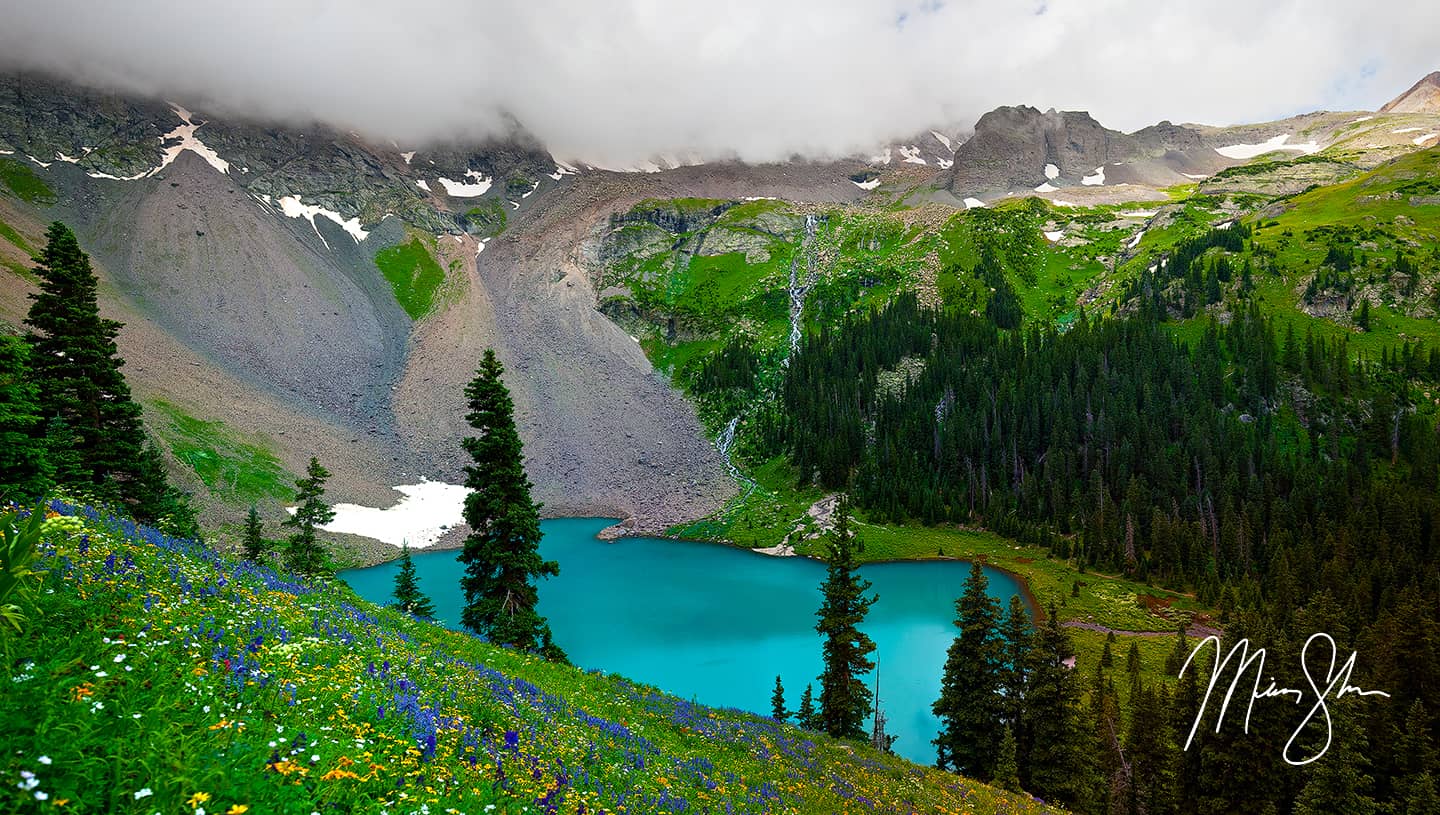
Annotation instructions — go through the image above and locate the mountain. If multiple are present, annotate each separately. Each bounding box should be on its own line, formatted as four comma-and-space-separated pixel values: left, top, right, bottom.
6, 62, 1440, 815
940, 106, 1220, 196
3, 68, 1440, 551
1379, 69, 1440, 113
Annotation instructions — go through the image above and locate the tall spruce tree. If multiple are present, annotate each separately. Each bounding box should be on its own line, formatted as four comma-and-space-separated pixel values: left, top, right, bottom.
458, 349, 564, 662
23, 222, 157, 514
994, 726, 1023, 793
815, 496, 877, 740
797, 683, 817, 729
934, 560, 1003, 777
282, 457, 334, 576
1024, 602, 1092, 808
0, 335, 50, 498
241, 505, 267, 562
770, 675, 788, 721
1293, 702, 1379, 815
391, 542, 435, 619
1125, 681, 1180, 815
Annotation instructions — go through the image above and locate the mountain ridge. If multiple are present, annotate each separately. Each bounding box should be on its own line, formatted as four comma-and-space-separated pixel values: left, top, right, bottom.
1379, 69, 1440, 113
4, 68, 1440, 550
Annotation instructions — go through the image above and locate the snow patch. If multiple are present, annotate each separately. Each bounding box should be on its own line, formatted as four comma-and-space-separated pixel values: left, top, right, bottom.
277, 195, 370, 246
1181, 172, 1210, 180
852, 177, 881, 191
936, 157, 953, 169
26, 155, 52, 168
152, 104, 231, 175
963, 197, 986, 209
1413, 133, 1438, 146
1392, 127, 1424, 134
81, 103, 232, 180
0, 147, 12, 155
743, 196, 778, 201
1349, 116, 1374, 123
88, 169, 151, 181
476, 238, 489, 258
1045, 163, 1060, 180
319, 481, 469, 549
436, 170, 493, 197
898, 145, 926, 164
1128, 230, 1145, 249
55, 152, 82, 164
1052, 200, 1077, 208
416, 179, 430, 191
1044, 230, 1064, 242
1081, 166, 1105, 186
521, 180, 541, 199
1214, 134, 1319, 159
931, 130, 953, 151
1034, 182, 1058, 193
400, 150, 415, 164
1120, 210, 1157, 218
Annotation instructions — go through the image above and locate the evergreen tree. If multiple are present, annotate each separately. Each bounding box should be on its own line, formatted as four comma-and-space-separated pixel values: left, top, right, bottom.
1393, 701, 1440, 815
770, 675, 787, 721
391, 542, 435, 619
797, 683, 817, 729
458, 349, 564, 662
23, 222, 157, 515
815, 496, 877, 740
0, 335, 50, 498
934, 560, 1003, 777
133, 440, 199, 539
994, 726, 1023, 793
241, 505, 266, 562
281, 457, 334, 577
998, 593, 1033, 778
41, 416, 86, 489
1400, 773, 1440, 815
1126, 682, 1180, 815
1293, 703, 1379, 815
1024, 602, 1091, 808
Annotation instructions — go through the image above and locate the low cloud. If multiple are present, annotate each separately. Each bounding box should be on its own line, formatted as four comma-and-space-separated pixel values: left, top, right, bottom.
0, 0, 1435, 164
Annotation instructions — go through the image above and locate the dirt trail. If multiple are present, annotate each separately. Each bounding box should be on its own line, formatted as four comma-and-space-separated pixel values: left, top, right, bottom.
1062, 620, 1223, 639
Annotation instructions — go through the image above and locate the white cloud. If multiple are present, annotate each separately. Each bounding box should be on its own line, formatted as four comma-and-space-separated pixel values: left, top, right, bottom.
0, 1, 1435, 166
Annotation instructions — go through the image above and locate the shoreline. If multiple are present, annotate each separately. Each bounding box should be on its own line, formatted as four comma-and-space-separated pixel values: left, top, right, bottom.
341, 515, 1051, 622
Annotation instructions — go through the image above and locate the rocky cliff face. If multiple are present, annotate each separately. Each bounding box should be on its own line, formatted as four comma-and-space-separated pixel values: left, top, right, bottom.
943, 106, 1206, 194
0, 69, 752, 539
1380, 70, 1440, 114
0, 72, 555, 235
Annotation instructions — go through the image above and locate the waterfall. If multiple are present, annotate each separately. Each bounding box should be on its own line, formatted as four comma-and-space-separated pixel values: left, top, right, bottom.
784, 213, 819, 366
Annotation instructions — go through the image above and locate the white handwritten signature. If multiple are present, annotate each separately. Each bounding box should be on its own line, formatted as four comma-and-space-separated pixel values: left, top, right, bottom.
1178, 632, 1390, 766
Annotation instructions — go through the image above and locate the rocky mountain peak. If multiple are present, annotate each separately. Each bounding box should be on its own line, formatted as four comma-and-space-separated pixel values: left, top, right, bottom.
1379, 70, 1440, 114
944, 104, 1204, 196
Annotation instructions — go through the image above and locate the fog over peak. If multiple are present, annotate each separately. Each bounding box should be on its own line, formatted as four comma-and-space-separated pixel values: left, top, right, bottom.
1, 0, 1436, 166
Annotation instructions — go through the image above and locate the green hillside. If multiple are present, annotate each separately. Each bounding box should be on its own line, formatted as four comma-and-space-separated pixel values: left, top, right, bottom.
0, 502, 1056, 815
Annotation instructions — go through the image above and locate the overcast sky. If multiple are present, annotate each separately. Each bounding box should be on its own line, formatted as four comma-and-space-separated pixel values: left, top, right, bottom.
0, 0, 1435, 164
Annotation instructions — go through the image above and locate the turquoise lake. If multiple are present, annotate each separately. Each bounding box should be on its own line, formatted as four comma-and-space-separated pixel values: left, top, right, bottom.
339, 517, 1029, 765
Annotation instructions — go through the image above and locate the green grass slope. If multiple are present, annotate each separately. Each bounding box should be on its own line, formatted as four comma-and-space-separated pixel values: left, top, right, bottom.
374, 235, 448, 320
1, 504, 1057, 815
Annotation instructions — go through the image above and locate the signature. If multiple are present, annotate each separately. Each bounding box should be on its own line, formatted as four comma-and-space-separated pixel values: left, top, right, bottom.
1178, 632, 1390, 766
